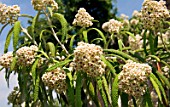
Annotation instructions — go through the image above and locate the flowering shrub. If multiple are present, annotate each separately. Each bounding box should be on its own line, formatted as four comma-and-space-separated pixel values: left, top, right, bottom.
0, 0, 170, 107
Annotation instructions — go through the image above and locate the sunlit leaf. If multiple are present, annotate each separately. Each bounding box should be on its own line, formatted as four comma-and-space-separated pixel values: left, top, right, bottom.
13, 21, 21, 51
4, 27, 13, 53
47, 42, 56, 57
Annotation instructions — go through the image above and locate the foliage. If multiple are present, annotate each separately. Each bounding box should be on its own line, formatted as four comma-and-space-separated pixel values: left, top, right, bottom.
0, 0, 170, 107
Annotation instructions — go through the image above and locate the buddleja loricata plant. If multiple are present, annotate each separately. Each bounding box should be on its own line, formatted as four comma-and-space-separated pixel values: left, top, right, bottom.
0, 0, 170, 107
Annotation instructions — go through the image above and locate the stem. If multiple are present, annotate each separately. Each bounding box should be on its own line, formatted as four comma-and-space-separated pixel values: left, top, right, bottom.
43, 10, 69, 55
21, 26, 38, 46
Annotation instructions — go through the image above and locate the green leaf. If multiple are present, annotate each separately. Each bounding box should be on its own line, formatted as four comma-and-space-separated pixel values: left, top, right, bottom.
69, 35, 76, 49
53, 13, 68, 42
31, 59, 39, 85
4, 27, 14, 53
126, 31, 135, 39
87, 28, 107, 48
104, 49, 138, 62
118, 39, 123, 51
101, 55, 116, 75
46, 59, 72, 71
82, 30, 88, 43
47, 7, 53, 17
10, 56, 16, 72
34, 75, 40, 102
47, 42, 56, 57
121, 92, 128, 107
156, 71, 170, 88
39, 29, 51, 41
32, 12, 40, 36
38, 50, 49, 59
143, 90, 153, 107
149, 33, 155, 55
148, 55, 160, 62
102, 76, 112, 105
97, 78, 108, 107
75, 72, 82, 107
150, 73, 168, 105
150, 74, 163, 103
111, 74, 119, 107
13, 21, 21, 51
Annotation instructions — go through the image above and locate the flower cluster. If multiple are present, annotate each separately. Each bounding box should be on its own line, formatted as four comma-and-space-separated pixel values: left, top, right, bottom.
128, 34, 143, 50
7, 87, 22, 105
141, 0, 170, 30
31, 0, 58, 11
71, 42, 106, 77
102, 19, 123, 34
118, 60, 152, 97
16, 45, 38, 66
0, 3, 20, 24
0, 52, 13, 68
72, 8, 94, 27
42, 68, 67, 93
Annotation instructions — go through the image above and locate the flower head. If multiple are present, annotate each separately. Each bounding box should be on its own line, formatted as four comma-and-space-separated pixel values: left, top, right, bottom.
102, 19, 123, 34
0, 52, 13, 68
16, 45, 38, 66
72, 8, 94, 27
42, 68, 67, 93
118, 60, 152, 97
140, 0, 170, 30
71, 42, 106, 77
0, 3, 20, 24
31, 0, 58, 11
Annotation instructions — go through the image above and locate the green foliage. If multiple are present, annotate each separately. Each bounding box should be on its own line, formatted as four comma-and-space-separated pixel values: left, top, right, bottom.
1, 0, 170, 107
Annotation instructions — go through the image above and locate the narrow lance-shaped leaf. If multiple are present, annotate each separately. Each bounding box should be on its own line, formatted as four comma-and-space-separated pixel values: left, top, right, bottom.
87, 28, 107, 48
97, 78, 108, 107
47, 42, 56, 57
150, 73, 168, 105
101, 55, 116, 76
82, 30, 88, 43
142, 90, 153, 107
150, 74, 163, 104
10, 56, 17, 72
34, 75, 40, 102
46, 59, 72, 72
69, 35, 76, 49
102, 76, 112, 105
156, 71, 170, 88
31, 58, 39, 85
13, 21, 21, 51
111, 74, 119, 107
118, 39, 123, 51
53, 13, 68, 42
87, 81, 102, 107
104, 49, 138, 62
75, 72, 82, 107
149, 33, 155, 55
4, 27, 14, 53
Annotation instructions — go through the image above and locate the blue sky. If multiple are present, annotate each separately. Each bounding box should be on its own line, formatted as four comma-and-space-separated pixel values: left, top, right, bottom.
0, 0, 143, 106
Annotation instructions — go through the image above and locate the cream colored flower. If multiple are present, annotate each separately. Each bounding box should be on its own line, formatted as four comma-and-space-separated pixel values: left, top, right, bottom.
118, 60, 152, 97
71, 42, 106, 77
42, 68, 67, 93
102, 19, 123, 34
72, 8, 94, 27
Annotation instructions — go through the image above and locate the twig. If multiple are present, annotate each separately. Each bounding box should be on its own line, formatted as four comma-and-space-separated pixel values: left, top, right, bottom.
43, 10, 69, 55
21, 26, 38, 46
